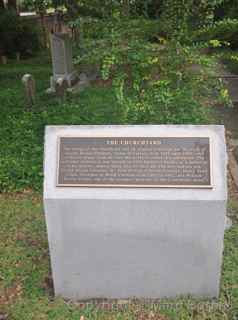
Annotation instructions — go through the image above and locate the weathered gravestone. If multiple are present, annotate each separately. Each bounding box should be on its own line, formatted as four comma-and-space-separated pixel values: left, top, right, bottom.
48, 32, 78, 93
22, 74, 36, 108
44, 125, 227, 299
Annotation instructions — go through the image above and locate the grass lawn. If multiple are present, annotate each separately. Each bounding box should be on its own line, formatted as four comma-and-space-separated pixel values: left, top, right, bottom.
0, 193, 238, 320
0, 55, 126, 192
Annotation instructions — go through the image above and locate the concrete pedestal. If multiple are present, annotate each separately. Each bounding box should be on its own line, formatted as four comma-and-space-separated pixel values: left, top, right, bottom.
43, 125, 227, 300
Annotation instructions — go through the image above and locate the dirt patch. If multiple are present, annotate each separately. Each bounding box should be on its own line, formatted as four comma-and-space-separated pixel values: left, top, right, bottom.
0, 190, 41, 203
0, 283, 23, 306
136, 311, 168, 320
91, 78, 113, 88
16, 231, 44, 249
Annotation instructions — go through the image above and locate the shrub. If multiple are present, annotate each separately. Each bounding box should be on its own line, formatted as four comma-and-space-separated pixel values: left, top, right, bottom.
194, 19, 238, 49
16, 20, 41, 57
0, 10, 40, 57
75, 19, 229, 124
159, 0, 225, 40
0, 9, 18, 55
72, 17, 164, 43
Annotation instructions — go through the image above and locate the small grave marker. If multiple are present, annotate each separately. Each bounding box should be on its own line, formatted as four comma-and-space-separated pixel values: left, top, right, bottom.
22, 74, 36, 108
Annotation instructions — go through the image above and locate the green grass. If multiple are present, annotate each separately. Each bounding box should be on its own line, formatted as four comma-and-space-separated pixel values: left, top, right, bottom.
0, 193, 238, 319
0, 55, 127, 192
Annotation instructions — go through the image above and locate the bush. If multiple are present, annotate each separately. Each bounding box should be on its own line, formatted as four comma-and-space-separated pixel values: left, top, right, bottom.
76, 19, 229, 124
16, 20, 41, 57
194, 19, 238, 49
73, 17, 164, 43
0, 10, 40, 57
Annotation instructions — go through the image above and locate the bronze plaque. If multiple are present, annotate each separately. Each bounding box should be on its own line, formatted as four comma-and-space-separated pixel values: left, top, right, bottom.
57, 136, 212, 188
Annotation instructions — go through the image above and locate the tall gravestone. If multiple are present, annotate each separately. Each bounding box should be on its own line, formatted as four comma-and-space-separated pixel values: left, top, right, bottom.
49, 33, 78, 92
44, 125, 227, 300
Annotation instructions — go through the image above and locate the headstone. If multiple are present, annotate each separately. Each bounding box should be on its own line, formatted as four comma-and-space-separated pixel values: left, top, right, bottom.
22, 74, 36, 108
1, 55, 7, 65
16, 52, 20, 61
44, 125, 227, 300
55, 77, 68, 100
48, 32, 78, 93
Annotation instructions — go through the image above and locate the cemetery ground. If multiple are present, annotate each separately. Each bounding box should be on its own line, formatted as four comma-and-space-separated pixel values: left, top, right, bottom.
1, 55, 238, 319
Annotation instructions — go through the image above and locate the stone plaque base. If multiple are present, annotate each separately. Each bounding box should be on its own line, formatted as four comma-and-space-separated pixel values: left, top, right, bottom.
44, 125, 227, 300
53, 70, 79, 87
47, 71, 79, 93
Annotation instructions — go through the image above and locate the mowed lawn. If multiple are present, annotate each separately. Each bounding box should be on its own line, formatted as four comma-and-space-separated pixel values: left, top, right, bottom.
0, 193, 238, 320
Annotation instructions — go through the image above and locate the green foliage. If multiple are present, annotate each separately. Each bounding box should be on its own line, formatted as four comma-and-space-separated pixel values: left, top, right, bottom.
159, 0, 226, 39
0, 10, 19, 56
22, 0, 51, 12
73, 16, 163, 42
194, 19, 238, 49
0, 10, 40, 57
76, 19, 228, 124
16, 21, 41, 57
